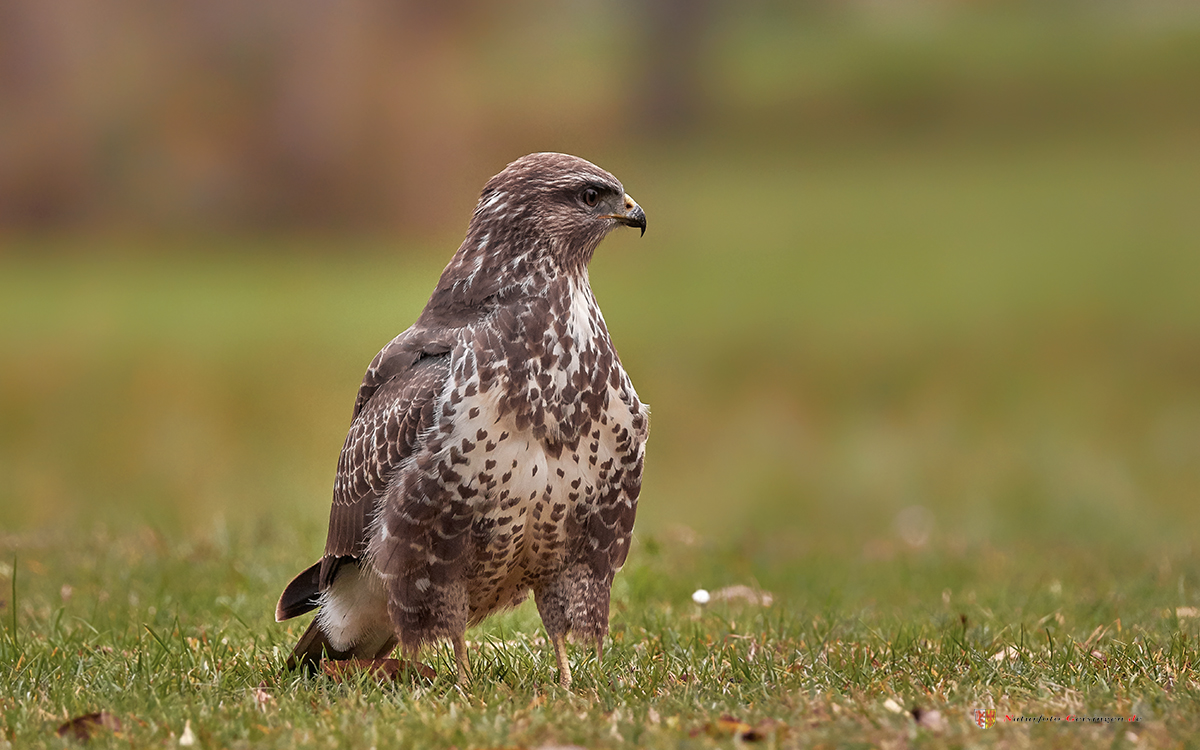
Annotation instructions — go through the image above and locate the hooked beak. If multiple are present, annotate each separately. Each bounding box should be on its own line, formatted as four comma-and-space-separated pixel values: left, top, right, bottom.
607, 193, 646, 236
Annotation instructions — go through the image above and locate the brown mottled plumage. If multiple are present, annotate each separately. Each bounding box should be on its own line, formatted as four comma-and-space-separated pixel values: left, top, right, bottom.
276, 153, 648, 687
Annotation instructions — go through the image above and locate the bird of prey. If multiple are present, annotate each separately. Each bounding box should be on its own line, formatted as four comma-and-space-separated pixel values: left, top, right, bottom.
276, 152, 649, 688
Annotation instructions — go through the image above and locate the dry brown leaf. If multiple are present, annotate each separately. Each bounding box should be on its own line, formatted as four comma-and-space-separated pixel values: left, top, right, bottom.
742, 718, 785, 742
56, 712, 121, 742
691, 715, 780, 742
715, 715, 753, 735
990, 646, 1019, 662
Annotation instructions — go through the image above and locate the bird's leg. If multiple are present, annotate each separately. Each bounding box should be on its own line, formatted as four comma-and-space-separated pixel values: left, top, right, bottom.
452, 633, 472, 685
551, 632, 572, 689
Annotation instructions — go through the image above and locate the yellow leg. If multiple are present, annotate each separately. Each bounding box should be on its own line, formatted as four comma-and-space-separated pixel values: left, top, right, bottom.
552, 633, 572, 689
452, 634, 472, 685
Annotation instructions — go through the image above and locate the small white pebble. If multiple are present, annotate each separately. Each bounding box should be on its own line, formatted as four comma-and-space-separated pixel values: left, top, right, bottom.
692, 589, 710, 605
883, 698, 904, 714
179, 719, 196, 747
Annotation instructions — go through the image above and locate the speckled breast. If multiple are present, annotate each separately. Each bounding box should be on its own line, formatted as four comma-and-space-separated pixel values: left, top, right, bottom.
444, 286, 647, 621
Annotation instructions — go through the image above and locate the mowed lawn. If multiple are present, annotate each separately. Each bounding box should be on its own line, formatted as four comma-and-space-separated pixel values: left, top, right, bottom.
3, 133, 1200, 748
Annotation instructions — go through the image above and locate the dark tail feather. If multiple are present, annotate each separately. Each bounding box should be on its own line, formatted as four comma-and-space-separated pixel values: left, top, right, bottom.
276, 561, 322, 622
279, 560, 338, 672
287, 618, 344, 671
285, 619, 401, 671
279, 557, 399, 672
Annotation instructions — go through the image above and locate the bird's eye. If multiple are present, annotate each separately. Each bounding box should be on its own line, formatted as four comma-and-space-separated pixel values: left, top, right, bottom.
581, 187, 600, 207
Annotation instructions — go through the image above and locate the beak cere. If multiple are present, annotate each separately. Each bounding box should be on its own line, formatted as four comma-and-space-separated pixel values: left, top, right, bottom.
612, 193, 646, 236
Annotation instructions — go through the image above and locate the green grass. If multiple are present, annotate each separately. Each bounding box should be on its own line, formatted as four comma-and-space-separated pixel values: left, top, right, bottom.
4, 127, 1200, 746
3, 528, 1198, 747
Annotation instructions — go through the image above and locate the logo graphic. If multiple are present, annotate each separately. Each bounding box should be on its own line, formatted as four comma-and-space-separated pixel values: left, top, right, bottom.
972, 708, 997, 729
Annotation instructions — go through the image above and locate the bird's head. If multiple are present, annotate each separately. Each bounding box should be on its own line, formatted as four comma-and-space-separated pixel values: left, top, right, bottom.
468, 152, 645, 274
422, 153, 646, 324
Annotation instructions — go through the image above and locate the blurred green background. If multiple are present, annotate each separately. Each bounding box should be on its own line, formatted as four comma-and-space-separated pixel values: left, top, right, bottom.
2, 0, 1199, 577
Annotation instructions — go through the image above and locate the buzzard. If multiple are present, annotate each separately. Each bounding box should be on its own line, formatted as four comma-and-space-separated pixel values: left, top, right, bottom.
276, 152, 649, 688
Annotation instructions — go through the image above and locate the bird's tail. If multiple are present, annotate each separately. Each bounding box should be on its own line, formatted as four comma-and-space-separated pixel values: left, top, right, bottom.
276, 561, 322, 622
286, 618, 346, 671
278, 560, 343, 671
278, 558, 400, 671
285, 618, 401, 671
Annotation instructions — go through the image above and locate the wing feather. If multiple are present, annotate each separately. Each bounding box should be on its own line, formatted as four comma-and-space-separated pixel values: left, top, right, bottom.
352, 333, 452, 420
320, 339, 450, 588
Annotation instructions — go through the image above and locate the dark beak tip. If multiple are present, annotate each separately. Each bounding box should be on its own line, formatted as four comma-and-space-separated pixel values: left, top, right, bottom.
613, 204, 646, 236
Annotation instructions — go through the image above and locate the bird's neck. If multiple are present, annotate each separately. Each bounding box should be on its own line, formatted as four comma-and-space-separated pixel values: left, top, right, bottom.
420, 229, 595, 329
